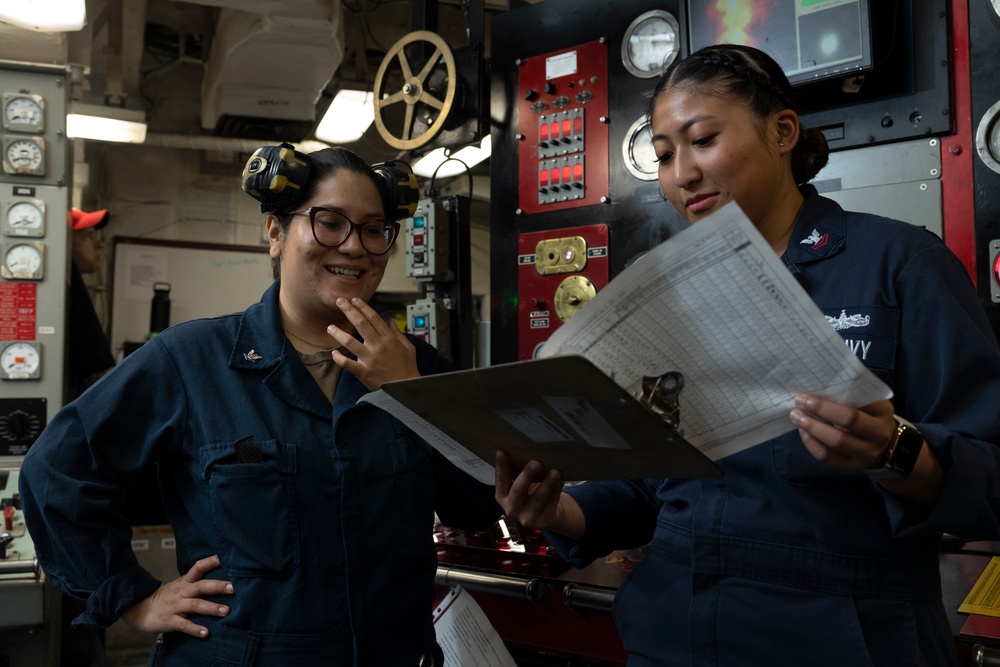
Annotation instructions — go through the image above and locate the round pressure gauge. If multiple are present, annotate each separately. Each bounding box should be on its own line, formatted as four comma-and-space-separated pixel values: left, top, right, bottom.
976, 99, 1000, 176
4, 200, 45, 237
3, 137, 45, 176
0, 341, 41, 379
3, 93, 44, 133
2, 242, 44, 279
621, 10, 680, 78
623, 115, 659, 181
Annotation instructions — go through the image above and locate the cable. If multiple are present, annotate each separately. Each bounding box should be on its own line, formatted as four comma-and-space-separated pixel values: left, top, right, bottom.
427, 157, 473, 199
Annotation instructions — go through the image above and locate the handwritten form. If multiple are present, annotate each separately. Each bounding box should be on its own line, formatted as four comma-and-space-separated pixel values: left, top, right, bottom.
363, 201, 891, 476
538, 200, 891, 460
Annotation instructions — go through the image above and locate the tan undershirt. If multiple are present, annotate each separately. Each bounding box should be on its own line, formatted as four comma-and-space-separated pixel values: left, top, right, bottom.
296, 348, 344, 404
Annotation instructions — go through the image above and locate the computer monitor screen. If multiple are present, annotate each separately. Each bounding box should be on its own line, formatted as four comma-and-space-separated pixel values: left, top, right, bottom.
686, 0, 873, 86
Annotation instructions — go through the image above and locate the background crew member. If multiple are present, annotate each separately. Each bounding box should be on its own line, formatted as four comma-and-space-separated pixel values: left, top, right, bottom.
67, 207, 116, 401
496, 44, 1000, 666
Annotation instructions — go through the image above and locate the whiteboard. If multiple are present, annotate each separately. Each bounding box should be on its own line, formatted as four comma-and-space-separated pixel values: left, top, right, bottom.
109, 238, 274, 354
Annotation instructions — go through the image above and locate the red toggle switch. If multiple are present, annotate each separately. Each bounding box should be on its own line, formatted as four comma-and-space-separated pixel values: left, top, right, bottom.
3, 506, 14, 531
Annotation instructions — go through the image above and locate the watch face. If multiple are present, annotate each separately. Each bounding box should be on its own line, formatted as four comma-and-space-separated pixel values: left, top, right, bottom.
887, 421, 923, 476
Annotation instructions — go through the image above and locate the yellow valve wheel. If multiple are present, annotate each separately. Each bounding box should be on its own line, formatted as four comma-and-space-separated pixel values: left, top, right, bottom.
373, 30, 458, 151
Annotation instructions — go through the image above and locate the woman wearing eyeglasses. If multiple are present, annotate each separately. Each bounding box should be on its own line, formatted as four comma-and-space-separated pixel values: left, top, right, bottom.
19, 147, 502, 666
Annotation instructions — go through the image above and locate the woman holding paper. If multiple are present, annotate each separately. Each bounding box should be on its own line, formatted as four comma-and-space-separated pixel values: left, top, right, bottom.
496, 43, 1000, 666
19, 144, 500, 666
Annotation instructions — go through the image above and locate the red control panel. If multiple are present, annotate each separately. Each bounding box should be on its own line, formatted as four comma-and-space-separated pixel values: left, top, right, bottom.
517, 224, 609, 359
517, 40, 610, 215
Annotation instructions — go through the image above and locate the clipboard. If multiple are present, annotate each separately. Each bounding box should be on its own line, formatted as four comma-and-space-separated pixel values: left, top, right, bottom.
380, 355, 721, 481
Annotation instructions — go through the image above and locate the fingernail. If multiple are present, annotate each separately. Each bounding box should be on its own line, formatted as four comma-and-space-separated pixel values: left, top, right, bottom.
526, 461, 541, 474
794, 395, 814, 409
337, 297, 347, 306
351, 297, 362, 304
790, 408, 804, 425
219, 606, 229, 615
548, 469, 561, 481
226, 583, 234, 593
199, 629, 208, 637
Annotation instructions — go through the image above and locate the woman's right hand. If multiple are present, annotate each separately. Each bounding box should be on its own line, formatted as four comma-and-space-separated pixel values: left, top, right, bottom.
494, 450, 586, 539
120, 554, 234, 638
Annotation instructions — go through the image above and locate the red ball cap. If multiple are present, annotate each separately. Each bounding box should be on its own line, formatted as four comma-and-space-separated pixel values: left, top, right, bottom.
69, 207, 109, 231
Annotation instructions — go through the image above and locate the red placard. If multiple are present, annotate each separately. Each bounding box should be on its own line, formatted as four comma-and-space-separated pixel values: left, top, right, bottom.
0, 282, 37, 340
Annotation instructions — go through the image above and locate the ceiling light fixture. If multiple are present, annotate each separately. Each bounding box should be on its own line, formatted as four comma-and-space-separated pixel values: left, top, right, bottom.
0, 0, 86, 32
413, 135, 492, 179
66, 102, 147, 144
315, 89, 376, 144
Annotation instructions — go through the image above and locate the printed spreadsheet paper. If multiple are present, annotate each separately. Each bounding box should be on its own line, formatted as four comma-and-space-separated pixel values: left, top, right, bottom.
362, 200, 892, 480
538, 200, 892, 460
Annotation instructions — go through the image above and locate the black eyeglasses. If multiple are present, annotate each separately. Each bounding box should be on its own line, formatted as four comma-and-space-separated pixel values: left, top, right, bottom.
287, 207, 400, 256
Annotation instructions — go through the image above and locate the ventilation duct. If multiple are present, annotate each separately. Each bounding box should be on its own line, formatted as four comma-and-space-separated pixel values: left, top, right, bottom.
191, 0, 344, 141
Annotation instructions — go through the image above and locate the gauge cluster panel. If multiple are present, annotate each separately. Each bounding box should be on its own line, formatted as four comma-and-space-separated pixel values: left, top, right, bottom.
491, 0, 689, 365
1, 83, 64, 185
0, 64, 69, 463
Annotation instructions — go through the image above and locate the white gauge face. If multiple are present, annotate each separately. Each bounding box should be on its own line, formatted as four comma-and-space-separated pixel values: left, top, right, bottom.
5, 201, 44, 236
4, 95, 44, 131
5, 138, 44, 173
1, 342, 41, 379
623, 116, 659, 181
3, 243, 43, 277
622, 10, 680, 78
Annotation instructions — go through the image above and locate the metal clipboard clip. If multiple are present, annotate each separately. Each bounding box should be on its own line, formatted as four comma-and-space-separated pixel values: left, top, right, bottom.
637, 371, 685, 434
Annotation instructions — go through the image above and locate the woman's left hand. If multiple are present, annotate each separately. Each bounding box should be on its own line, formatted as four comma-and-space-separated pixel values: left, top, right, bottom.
789, 395, 897, 472
327, 296, 420, 391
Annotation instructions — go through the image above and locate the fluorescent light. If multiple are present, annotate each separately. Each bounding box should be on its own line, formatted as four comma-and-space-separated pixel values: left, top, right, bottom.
296, 140, 332, 153
0, 0, 86, 32
66, 103, 147, 143
315, 90, 375, 144
413, 135, 492, 179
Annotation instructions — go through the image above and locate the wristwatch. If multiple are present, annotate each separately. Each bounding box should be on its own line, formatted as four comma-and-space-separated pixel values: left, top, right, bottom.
865, 415, 924, 481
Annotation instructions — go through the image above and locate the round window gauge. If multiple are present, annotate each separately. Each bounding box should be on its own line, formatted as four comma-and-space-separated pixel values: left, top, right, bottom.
4, 199, 46, 237
975, 99, 1000, 176
3, 136, 46, 176
623, 115, 659, 181
2, 241, 44, 280
0, 341, 41, 380
2, 93, 45, 133
621, 10, 680, 79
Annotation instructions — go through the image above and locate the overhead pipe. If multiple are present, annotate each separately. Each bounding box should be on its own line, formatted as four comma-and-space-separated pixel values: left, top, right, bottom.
142, 132, 328, 153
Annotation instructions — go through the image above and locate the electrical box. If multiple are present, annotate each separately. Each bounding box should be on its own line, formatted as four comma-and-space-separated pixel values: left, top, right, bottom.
0, 64, 69, 465
406, 199, 451, 282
